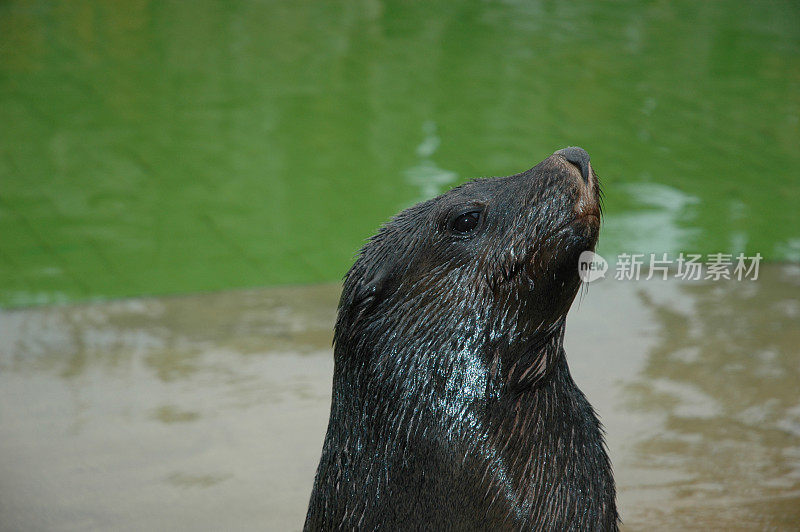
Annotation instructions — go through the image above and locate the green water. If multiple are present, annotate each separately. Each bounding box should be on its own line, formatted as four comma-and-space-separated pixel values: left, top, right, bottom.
1, 0, 798, 307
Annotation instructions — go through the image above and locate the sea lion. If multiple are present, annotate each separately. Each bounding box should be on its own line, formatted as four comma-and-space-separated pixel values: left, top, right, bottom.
305, 147, 618, 530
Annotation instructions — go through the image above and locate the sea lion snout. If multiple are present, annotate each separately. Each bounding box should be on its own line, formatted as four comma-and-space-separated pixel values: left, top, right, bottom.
554, 146, 591, 183
547, 146, 600, 226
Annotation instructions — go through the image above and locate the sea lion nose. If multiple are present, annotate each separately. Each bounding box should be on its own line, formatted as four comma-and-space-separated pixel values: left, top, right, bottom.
555, 146, 591, 183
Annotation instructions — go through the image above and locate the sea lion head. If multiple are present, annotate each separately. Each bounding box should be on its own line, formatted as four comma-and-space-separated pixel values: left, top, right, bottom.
337, 147, 601, 391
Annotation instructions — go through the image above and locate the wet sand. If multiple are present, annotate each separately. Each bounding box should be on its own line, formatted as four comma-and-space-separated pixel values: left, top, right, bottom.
1, 265, 799, 531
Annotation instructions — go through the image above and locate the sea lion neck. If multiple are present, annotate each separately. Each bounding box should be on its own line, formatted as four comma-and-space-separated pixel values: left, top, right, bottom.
479, 353, 617, 530
497, 316, 568, 394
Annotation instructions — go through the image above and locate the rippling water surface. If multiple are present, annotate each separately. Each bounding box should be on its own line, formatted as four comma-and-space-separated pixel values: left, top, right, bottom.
1, 0, 798, 306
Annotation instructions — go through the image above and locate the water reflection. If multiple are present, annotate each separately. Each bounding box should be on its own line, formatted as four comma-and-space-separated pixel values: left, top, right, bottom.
0, 285, 338, 381
601, 182, 701, 259
404, 120, 458, 203
0, 285, 340, 531
0, 268, 798, 529
622, 265, 800, 529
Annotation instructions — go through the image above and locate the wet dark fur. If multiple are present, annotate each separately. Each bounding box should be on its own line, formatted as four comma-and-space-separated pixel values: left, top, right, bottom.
305, 151, 618, 530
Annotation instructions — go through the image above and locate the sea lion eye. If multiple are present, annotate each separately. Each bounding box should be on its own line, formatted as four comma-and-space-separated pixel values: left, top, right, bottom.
449, 210, 482, 234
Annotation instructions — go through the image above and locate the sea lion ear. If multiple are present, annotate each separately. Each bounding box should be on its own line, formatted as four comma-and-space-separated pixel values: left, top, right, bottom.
351, 262, 392, 308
